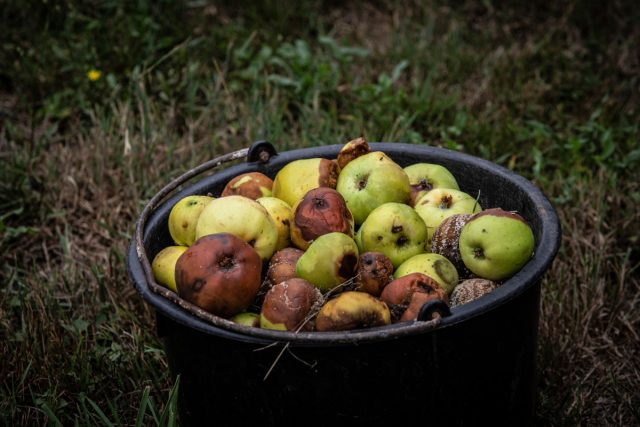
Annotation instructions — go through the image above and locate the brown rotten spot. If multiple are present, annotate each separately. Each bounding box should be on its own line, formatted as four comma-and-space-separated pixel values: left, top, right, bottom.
430, 213, 473, 278
175, 233, 262, 317
290, 188, 354, 250
337, 137, 370, 170
380, 273, 448, 322
318, 159, 340, 189
355, 252, 394, 297
221, 172, 273, 200
450, 278, 498, 307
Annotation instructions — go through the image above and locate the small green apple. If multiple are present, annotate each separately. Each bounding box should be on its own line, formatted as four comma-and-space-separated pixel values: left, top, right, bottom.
394, 253, 459, 295
295, 232, 359, 292
458, 208, 535, 280
414, 188, 482, 245
359, 202, 428, 268
336, 151, 411, 225
230, 312, 261, 327
168, 195, 214, 246
404, 163, 459, 206
195, 195, 279, 261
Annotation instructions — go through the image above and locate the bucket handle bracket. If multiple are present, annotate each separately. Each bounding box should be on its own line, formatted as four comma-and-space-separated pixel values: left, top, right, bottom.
247, 140, 278, 164
417, 300, 451, 322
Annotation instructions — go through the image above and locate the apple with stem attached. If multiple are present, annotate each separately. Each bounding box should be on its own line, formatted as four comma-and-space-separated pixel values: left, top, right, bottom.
404, 163, 459, 206
414, 188, 481, 245
458, 208, 535, 281
336, 151, 411, 225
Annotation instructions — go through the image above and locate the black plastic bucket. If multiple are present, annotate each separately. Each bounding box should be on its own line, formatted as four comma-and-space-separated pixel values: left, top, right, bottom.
127, 142, 561, 426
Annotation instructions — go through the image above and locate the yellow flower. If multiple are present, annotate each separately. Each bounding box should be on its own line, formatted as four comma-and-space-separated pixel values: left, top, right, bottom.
87, 69, 102, 81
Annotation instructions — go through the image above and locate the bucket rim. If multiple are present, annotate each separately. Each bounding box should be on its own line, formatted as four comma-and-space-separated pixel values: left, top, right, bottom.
127, 142, 561, 346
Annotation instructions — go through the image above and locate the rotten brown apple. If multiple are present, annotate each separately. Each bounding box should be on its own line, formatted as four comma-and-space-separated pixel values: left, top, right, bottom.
175, 233, 262, 317
380, 272, 448, 322
290, 187, 354, 250
260, 278, 323, 331
265, 247, 304, 288
355, 251, 394, 297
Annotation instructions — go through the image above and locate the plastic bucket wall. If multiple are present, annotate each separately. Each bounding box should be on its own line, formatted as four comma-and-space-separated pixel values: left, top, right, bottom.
127, 142, 561, 426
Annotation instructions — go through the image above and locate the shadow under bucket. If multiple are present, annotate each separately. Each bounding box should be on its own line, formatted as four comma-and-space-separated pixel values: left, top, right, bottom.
127, 142, 561, 426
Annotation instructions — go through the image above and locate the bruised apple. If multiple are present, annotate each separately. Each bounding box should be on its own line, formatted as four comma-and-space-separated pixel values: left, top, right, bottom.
380, 273, 448, 322
290, 187, 354, 250
221, 172, 273, 199
265, 247, 304, 288
295, 232, 359, 292
315, 291, 391, 331
355, 252, 394, 297
260, 278, 322, 331
272, 158, 340, 207
175, 233, 262, 317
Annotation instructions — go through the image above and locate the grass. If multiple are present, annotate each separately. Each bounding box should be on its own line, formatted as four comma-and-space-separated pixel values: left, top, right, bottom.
1, 0, 639, 425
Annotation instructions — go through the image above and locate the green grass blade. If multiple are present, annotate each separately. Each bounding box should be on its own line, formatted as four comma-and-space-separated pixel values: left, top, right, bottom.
135, 386, 151, 427
86, 397, 115, 427
39, 402, 64, 427
159, 375, 180, 427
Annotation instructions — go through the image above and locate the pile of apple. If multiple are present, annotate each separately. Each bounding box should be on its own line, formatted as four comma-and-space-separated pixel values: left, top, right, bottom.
151, 138, 535, 332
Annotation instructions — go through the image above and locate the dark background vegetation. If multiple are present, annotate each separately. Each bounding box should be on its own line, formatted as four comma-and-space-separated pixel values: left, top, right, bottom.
1, 1, 638, 425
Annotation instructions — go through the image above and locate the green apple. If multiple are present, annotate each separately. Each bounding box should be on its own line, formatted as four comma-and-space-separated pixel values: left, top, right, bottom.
168, 195, 214, 246
256, 196, 293, 251
230, 312, 261, 327
295, 232, 359, 292
359, 202, 428, 268
458, 208, 535, 280
336, 151, 411, 225
354, 226, 364, 253
394, 253, 459, 295
272, 158, 340, 207
151, 245, 188, 292
195, 195, 279, 261
414, 188, 482, 245
404, 163, 459, 206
